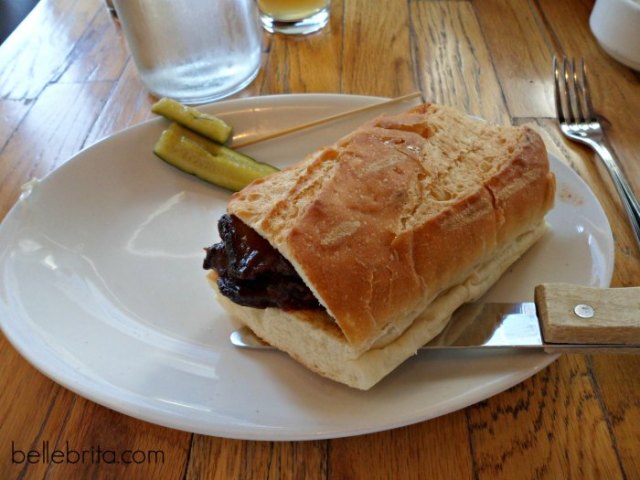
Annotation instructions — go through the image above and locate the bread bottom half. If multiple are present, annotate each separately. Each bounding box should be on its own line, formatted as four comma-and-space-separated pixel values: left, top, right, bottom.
210, 221, 547, 390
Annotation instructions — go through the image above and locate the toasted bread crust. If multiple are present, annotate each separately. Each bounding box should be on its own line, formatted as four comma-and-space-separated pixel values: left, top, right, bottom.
226, 103, 555, 353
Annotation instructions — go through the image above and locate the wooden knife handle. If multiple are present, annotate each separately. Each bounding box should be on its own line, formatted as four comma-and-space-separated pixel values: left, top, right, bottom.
535, 283, 640, 345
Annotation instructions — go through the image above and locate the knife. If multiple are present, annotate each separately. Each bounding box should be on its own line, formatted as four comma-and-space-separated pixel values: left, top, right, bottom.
229, 283, 640, 353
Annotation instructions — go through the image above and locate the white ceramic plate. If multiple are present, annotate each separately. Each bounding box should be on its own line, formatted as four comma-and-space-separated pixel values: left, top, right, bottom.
0, 94, 614, 441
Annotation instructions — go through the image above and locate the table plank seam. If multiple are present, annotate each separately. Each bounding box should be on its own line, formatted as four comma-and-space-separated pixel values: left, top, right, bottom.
77, 80, 120, 152
530, 0, 565, 57
180, 433, 195, 480
468, 1, 515, 121
41, 393, 78, 480
13, 385, 67, 480
464, 408, 481, 480
585, 355, 630, 480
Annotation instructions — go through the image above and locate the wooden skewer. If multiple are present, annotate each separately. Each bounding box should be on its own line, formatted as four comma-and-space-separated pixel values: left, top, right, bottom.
231, 91, 423, 149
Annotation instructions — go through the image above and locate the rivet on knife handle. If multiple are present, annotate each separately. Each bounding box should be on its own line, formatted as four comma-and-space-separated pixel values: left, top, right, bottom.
534, 283, 640, 345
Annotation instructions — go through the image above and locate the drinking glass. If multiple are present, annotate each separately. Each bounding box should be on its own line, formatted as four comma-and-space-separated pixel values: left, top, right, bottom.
112, 0, 262, 104
256, 0, 330, 35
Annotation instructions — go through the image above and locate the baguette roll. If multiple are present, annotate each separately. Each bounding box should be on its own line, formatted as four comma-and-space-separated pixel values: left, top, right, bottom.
208, 103, 556, 389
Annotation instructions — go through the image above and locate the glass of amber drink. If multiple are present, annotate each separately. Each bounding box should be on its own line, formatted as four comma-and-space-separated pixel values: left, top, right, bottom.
256, 0, 330, 35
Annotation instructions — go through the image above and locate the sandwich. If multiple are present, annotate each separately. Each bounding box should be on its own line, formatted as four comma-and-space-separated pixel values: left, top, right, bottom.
203, 103, 556, 390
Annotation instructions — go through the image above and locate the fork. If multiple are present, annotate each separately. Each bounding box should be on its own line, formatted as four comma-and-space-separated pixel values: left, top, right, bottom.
553, 56, 640, 249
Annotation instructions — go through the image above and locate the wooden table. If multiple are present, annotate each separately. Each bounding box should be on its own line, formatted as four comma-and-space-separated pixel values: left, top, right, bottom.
1, 1, 639, 478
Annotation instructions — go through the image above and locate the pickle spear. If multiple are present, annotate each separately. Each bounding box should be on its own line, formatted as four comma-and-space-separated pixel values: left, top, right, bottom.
151, 97, 232, 144
154, 124, 278, 191
166, 123, 277, 177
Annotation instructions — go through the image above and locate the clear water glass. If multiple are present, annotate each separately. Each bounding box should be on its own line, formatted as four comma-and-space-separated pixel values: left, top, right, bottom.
113, 0, 262, 104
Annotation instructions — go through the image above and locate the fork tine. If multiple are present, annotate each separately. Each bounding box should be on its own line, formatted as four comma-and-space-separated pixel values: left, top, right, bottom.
579, 58, 596, 122
571, 58, 587, 124
553, 56, 566, 124
572, 57, 589, 124
564, 57, 579, 124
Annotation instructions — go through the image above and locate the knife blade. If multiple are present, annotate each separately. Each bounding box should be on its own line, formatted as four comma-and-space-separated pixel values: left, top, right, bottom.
229, 283, 640, 353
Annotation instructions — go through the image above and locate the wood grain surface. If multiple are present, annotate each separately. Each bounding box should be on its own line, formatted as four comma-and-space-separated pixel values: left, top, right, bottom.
0, 1, 639, 479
